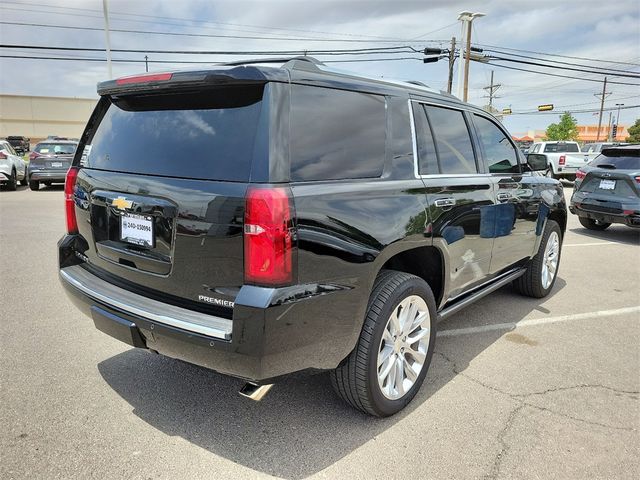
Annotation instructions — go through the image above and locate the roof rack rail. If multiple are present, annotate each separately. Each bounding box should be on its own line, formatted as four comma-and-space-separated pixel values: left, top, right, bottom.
405, 80, 430, 88
222, 56, 324, 68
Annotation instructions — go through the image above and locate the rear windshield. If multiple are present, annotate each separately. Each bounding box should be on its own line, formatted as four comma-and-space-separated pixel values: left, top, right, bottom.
35, 143, 77, 154
590, 153, 640, 170
543, 143, 579, 153
83, 85, 266, 182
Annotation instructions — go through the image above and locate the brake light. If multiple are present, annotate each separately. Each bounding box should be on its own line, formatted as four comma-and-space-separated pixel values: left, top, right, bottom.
244, 186, 294, 286
29, 151, 40, 161
116, 72, 172, 85
575, 169, 586, 180
0, 152, 6, 159
559, 155, 566, 166
635, 176, 640, 184
64, 167, 79, 234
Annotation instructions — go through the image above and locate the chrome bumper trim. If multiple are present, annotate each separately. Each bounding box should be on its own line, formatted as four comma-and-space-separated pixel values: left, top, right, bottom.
60, 265, 232, 340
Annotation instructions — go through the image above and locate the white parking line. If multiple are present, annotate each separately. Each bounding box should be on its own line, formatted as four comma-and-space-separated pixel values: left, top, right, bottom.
438, 306, 640, 337
564, 242, 619, 247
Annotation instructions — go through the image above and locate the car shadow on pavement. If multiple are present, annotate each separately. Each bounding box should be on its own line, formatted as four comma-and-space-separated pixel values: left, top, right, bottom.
568, 226, 640, 246
98, 279, 566, 479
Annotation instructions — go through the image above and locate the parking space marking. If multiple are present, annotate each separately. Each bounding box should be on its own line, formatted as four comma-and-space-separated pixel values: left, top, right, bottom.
564, 242, 620, 247
438, 306, 640, 337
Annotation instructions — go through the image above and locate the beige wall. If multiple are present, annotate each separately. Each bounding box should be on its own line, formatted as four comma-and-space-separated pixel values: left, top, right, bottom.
0, 94, 97, 145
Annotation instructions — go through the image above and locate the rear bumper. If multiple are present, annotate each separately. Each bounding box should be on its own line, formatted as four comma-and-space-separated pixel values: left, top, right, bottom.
58, 237, 362, 383
569, 204, 640, 227
29, 169, 67, 182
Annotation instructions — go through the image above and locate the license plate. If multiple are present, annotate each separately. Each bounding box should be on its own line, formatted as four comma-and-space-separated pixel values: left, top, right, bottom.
120, 213, 154, 248
599, 179, 616, 190
51, 162, 63, 168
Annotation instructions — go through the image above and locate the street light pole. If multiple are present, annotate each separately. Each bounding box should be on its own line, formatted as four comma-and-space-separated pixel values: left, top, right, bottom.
102, 0, 112, 78
456, 11, 486, 102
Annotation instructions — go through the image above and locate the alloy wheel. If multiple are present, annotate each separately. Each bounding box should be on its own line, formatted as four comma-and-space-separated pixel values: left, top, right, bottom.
541, 231, 560, 289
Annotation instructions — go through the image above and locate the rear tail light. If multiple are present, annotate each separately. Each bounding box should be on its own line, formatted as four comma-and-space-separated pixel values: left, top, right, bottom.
244, 186, 295, 286
0, 152, 7, 159
635, 176, 640, 184
559, 155, 566, 166
64, 167, 79, 234
575, 169, 586, 180
29, 151, 40, 161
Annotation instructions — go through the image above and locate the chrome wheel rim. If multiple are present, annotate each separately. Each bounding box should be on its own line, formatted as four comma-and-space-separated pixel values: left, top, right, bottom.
377, 295, 430, 400
541, 231, 560, 289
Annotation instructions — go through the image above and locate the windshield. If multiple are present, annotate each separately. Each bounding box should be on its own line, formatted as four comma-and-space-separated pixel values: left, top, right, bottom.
544, 143, 580, 153
590, 153, 640, 170
36, 143, 77, 155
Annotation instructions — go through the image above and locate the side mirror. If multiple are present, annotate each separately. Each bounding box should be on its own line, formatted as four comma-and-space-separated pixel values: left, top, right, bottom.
527, 153, 548, 172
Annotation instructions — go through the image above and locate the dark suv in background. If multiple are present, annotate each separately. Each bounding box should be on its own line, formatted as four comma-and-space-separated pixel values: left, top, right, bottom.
58, 58, 566, 416
28, 139, 78, 190
7, 135, 30, 155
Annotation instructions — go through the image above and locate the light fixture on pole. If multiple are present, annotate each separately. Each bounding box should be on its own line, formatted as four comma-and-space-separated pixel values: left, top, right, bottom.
456, 11, 485, 101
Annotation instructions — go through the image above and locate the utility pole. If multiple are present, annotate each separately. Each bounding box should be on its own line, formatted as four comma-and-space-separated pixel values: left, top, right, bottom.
102, 0, 112, 78
594, 77, 611, 142
606, 111, 613, 141
615, 103, 624, 140
447, 36, 456, 94
482, 70, 501, 110
456, 11, 485, 102
145, 55, 149, 72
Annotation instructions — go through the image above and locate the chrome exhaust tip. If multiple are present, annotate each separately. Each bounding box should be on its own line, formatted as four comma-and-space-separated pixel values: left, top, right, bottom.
239, 382, 273, 401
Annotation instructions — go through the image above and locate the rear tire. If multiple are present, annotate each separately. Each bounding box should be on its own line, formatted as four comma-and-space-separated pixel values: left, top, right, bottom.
330, 270, 437, 417
19, 171, 28, 186
578, 216, 610, 231
29, 180, 39, 191
7, 169, 17, 191
514, 220, 562, 298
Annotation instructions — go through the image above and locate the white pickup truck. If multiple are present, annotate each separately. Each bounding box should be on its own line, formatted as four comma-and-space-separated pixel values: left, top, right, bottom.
527, 141, 590, 180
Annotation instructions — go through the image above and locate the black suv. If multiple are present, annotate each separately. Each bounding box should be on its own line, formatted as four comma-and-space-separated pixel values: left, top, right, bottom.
58, 58, 566, 416
6, 135, 30, 155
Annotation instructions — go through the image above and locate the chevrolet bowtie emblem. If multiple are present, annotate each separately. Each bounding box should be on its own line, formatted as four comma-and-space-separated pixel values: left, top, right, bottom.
111, 196, 133, 210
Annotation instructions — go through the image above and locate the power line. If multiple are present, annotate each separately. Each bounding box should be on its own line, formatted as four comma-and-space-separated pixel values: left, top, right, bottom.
0, 19, 446, 44
0, 53, 424, 65
488, 55, 640, 79
511, 104, 640, 115
482, 62, 640, 86
483, 48, 640, 75
474, 42, 640, 67
0, 43, 421, 56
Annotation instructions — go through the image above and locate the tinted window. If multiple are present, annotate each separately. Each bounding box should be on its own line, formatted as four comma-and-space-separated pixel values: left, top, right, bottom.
473, 115, 520, 173
412, 103, 438, 175
85, 86, 266, 182
35, 143, 76, 155
425, 106, 477, 174
290, 85, 385, 181
591, 153, 640, 170
544, 143, 579, 153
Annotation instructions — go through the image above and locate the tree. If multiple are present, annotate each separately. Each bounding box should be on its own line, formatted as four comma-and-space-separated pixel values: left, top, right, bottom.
626, 118, 640, 143
544, 112, 579, 141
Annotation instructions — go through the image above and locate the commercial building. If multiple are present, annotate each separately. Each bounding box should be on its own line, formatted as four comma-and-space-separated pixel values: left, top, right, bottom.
0, 94, 97, 145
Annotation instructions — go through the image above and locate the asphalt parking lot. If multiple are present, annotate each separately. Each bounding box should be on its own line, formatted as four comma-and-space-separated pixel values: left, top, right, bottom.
1, 183, 639, 480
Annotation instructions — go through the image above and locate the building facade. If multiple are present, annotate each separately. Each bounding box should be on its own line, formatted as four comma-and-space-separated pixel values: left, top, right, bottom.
0, 94, 97, 145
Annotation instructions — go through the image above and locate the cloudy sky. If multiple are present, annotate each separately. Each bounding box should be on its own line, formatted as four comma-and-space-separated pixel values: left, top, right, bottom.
1, 0, 639, 134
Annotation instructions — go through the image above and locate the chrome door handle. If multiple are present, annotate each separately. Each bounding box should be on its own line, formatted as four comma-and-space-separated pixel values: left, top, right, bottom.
496, 192, 512, 202
434, 197, 456, 208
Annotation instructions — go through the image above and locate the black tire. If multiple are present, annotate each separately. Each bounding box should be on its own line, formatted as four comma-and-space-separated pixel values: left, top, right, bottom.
514, 220, 562, 298
545, 168, 557, 180
330, 270, 437, 417
578, 216, 610, 231
29, 180, 39, 191
7, 169, 17, 191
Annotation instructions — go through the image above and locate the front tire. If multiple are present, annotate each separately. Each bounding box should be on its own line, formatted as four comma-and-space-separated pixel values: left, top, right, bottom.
330, 270, 437, 417
29, 180, 39, 191
514, 220, 562, 298
578, 216, 610, 231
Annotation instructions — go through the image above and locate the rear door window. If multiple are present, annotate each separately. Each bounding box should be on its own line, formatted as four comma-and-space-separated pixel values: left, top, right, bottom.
412, 103, 438, 175
424, 106, 477, 174
473, 114, 520, 174
289, 85, 386, 181
84, 85, 266, 182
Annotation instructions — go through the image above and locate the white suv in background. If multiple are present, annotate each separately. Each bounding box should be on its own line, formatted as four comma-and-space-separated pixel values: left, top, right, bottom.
0, 140, 28, 191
